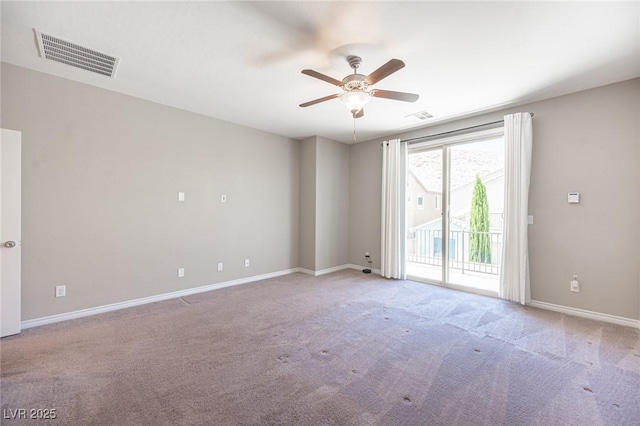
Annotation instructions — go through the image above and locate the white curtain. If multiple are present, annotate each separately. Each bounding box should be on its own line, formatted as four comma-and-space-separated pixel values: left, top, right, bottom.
499, 113, 533, 304
381, 139, 407, 279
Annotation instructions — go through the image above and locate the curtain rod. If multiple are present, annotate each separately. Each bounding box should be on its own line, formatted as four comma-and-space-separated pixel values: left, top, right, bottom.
381, 112, 534, 146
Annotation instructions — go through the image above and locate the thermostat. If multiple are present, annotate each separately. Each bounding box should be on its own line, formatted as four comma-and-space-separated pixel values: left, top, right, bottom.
568, 192, 580, 203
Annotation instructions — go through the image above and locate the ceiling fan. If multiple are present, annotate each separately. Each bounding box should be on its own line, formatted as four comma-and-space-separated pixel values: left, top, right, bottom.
299, 55, 419, 118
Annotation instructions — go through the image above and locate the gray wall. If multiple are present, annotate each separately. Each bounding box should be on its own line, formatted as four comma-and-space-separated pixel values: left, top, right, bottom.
298, 137, 316, 271
349, 138, 383, 269
298, 136, 350, 272
4, 61, 638, 322
1, 63, 300, 320
315, 136, 350, 271
350, 78, 640, 320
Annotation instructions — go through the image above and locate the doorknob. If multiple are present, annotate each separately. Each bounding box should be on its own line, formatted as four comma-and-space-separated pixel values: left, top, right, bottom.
4, 241, 16, 248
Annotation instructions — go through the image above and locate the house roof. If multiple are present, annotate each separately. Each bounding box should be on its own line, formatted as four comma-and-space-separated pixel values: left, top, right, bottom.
409, 149, 504, 192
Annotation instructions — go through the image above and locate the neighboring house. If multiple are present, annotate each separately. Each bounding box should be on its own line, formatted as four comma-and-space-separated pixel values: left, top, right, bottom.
407, 149, 505, 271
406, 171, 442, 231
407, 148, 505, 224
449, 168, 504, 221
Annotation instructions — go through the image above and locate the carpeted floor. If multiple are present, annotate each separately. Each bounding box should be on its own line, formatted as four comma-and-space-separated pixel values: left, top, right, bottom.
1, 270, 639, 425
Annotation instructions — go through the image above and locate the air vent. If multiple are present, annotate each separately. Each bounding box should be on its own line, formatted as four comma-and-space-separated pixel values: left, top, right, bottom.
35, 30, 119, 78
407, 110, 434, 120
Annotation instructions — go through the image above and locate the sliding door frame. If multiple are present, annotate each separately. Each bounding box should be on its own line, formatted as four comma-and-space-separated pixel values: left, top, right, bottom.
442, 146, 450, 286
407, 127, 504, 298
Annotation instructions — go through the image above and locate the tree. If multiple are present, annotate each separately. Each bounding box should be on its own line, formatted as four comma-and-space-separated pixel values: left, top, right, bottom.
469, 176, 491, 263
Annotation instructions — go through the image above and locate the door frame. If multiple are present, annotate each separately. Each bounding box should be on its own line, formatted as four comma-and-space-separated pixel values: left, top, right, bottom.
407, 127, 504, 297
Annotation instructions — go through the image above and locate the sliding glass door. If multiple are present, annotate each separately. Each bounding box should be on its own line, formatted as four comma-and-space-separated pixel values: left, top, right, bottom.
406, 130, 505, 294
406, 148, 443, 282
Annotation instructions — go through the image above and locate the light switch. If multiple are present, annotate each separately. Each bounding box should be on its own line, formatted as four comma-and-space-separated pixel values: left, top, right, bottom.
570, 279, 580, 292
221, 195, 227, 203
178, 192, 185, 202
178, 268, 185, 278
528, 215, 533, 225
55, 285, 66, 298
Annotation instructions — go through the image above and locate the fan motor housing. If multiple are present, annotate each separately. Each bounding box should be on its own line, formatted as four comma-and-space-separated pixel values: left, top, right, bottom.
342, 74, 368, 91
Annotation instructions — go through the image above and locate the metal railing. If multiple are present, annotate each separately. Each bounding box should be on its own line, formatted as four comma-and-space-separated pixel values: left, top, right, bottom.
407, 228, 503, 275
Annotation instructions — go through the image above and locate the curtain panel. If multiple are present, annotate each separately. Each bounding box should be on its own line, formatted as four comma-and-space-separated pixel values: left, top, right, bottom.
499, 113, 533, 304
381, 139, 407, 279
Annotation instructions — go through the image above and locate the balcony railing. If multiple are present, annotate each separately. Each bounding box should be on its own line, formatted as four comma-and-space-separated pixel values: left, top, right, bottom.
407, 228, 503, 275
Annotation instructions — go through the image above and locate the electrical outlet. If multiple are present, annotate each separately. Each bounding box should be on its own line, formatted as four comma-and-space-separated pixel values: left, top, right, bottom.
244, 259, 250, 267
178, 267, 185, 278
217, 262, 223, 271
55, 285, 66, 298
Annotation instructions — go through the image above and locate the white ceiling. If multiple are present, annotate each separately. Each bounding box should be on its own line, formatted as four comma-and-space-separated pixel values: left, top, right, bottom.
2, 1, 639, 144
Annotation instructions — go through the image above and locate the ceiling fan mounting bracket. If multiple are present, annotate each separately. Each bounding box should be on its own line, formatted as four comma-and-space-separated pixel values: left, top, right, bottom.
347, 55, 362, 73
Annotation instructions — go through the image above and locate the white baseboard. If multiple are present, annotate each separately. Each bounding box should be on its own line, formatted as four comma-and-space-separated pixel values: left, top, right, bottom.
347, 264, 381, 275
31, 265, 568, 332
528, 300, 640, 329
314, 264, 350, 276
297, 264, 376, 276
21, 268, 299, 330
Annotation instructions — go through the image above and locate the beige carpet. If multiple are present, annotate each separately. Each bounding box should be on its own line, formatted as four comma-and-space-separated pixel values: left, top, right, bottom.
1, 270, 639, 425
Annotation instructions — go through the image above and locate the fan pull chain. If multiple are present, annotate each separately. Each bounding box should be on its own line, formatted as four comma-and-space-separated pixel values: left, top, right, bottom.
353, 117, 357, 144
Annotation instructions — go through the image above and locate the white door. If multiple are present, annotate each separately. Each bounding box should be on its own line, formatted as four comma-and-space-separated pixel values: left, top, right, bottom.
1, 128, 21, 337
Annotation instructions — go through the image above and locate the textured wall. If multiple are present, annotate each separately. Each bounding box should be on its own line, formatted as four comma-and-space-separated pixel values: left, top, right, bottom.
350, 78, 640, 320
315, 136, 350, 271
2, 63, 300, 320
3, 61, 638, 322
298, 137, 316, 271
349, 139, 383, 270
299, 136, 350, 272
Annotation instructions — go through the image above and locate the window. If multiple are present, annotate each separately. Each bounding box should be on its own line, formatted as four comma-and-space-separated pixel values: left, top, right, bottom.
434, 237, 456, 260
406, 126, 505, 293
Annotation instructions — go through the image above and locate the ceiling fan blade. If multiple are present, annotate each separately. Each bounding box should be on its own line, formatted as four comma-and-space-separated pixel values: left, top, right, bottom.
371, 89, 419, 103
301, 69, 343, 87
364, 59, 405, 85
353, 109, 364, 119
299, 94, 339, 108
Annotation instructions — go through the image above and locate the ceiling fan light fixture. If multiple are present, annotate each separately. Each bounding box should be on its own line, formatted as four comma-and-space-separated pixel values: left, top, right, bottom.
300, 57, 417, 120
339, 91, 371, 113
